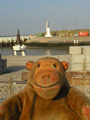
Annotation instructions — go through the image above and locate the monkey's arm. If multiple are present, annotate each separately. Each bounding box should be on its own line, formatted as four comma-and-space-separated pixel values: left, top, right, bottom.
0, 95, 22, 120
67, 88, 90, 120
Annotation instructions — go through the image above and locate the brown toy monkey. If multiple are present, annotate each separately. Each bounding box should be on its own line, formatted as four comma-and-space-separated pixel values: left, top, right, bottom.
0, 57, 90, 120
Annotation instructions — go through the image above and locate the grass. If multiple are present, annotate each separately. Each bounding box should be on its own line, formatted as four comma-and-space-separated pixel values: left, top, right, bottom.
9, 76, 14, 96
41, 29, 90, 36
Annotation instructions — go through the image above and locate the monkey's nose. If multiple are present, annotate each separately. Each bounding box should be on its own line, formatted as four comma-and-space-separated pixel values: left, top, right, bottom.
42, 75, 51, 85
42, 75, 50, 79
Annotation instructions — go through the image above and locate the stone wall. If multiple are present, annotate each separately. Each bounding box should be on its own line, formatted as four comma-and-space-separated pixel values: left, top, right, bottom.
0, 54, 7, 74
69, 46, 90, 71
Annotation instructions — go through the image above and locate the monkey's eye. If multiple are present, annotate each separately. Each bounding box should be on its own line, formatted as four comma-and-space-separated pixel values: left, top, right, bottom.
53, 64, 57, 68
37, 64, 40, 68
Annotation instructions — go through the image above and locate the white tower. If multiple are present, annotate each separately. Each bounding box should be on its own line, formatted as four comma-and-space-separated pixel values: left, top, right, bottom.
45, 21, 52, 37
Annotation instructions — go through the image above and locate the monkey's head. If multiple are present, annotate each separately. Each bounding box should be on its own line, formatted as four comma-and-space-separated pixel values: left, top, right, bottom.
26, 57, 68, 99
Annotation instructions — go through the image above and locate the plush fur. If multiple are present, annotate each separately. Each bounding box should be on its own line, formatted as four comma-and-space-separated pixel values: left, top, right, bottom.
0, 57, 90, 120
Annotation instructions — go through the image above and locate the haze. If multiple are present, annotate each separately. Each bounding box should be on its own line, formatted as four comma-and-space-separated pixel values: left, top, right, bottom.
0, 0, 90, 36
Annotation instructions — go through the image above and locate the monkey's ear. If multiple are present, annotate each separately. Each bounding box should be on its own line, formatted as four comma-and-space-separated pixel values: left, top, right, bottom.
26, 61, 35, 70
61, 61, 68, 71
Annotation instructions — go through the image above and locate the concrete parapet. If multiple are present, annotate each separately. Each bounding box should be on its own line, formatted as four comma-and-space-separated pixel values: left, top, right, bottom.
70, 55, 85, 71
71, 55, 85, 63
71, 63, 84, 71
0, 60, 2, 74
69, 46, 90, 55
85, 55, 90, 71
82, 46, 90, 55
70, 54, 90, 71
85, 55, 90, 62
0, 54, 1, 59
86, 63, 90, 71
69, 46, 82, 55
69, 46, 90, 71
0, 54, 7, 74
2, 59, 7, 73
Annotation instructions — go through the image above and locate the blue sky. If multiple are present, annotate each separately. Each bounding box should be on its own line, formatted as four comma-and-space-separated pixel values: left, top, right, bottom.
0, 0, 90, 36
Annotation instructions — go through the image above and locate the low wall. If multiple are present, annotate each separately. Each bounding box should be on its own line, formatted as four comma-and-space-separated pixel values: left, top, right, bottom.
69, 46, 90, 71
0, 54, 7, 74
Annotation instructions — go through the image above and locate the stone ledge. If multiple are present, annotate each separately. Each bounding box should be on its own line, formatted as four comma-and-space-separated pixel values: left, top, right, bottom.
21, 71, 90, 86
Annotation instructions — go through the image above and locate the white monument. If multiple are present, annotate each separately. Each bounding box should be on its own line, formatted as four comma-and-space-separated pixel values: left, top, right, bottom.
45, 21, 53, 37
